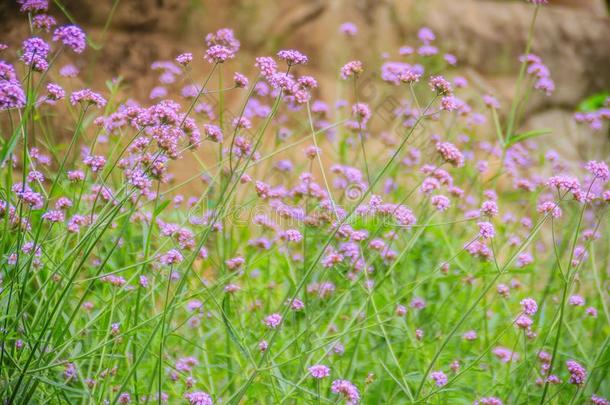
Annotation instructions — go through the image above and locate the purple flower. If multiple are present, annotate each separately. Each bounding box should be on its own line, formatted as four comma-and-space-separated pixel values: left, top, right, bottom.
308, 364, 330, 379
149, 86, 167, 100
463, 330, 477, 341
493, 346, 519, 363
483, 94, 500, 109
436, 142, 464, 167
20, 37, 50, 71
568, 295, 585, 306
431, 370, 448, 387
205, 28, 240, 53
481, 200, 498, 217
233, 72, 249, 88
264, 313, 282, 329
203, 124, 223, 143
591, 395, 609, 405
41, 209, 64, 223
431, 195, 451, 212
59, 63, 79, 77
440, 96, 460, 112
83, 155, 106, 173
566, 360, 586, 385
0, 80, 26, 110
477, 221, 495, 239
341, 60, 363, 80
46, 83, 64, 101
534, 77, 555, 96
255, 57, 277, 78
585, 160, 609, 182
331, 379, 360, 404
0, 61, 18, 82
429, 75, 453, 95
53, 25, 87, 53
18, 0, 48, 13
418, 27, 435, 43
225, 256, 244, 270
281, 229, 302, 242
585, 306, 598, 318
176, 52, 193, 66
444, 53, 457, 65
418, 45, 438, 56
277, 49, 308, 66
475, 398, 503, 405
160, 249, 183, 265
139, 275, 149, 288
515, 314, 533, 330
205, 45, 233, 64
70, 89, 106, 108
117, 393, 131, 404
184, 391, 213, 405
339, 22, 358, 36
520, 298, 538, 315
32, 14, 56, 31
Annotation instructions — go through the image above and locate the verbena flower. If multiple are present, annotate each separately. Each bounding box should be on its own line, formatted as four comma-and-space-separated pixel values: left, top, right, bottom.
18, 0, 48, 13
184, 391, 213, 405
264, 313, 282, 329
431, 370, 448, 387
331, 379, 360, 404
70, 89, 107, 108
566, 360, 586, 385
341, 60, 363, 80
308, 364, 330, 379
339, 22, 357, 36
53, 25, 86, 53
277, 49, 308, 66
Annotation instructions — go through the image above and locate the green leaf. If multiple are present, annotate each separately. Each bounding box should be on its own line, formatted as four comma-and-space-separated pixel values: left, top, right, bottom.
153, 200, 171, 217
577, 92, 609, 112
506, 128, 551, 147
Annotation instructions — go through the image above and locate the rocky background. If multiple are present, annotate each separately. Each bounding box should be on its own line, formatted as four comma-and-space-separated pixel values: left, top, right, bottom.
2, 0, 609, 160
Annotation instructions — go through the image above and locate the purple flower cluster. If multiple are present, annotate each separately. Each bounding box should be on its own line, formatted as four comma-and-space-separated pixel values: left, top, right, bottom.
521, 53, 554, 95
308, 364, 330, 379
0, 62, 26, 110
277, 49, 308, 66
341, 60, 363, 80
331, 379, 360, 404
18, 0, 48, 13
70, 89, 107, 108
566, 360, 586, 385
53, 25, 86, 53
20, 37, 50, 71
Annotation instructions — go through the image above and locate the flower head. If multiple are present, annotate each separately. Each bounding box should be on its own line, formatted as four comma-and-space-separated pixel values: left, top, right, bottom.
308, 364, 330, 379
566, 360, 586, 385
70, 89, 106, 108
53, 25, 87, 53
184, 391, 213, 405
277, 49, 308, 66
431, 370, 448, 387
520, 298, 538, 315
205, 45, 233, 63
264, 313, 282, 329
341, 60, 363, 79
339, 22, 358, 36
331, 379, 360, 404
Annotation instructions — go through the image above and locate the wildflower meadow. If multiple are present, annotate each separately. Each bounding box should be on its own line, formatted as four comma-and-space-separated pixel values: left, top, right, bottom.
0, 0, 609, 403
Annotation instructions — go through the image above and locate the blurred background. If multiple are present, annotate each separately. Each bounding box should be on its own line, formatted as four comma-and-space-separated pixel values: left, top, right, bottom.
2, 0, 609, 162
